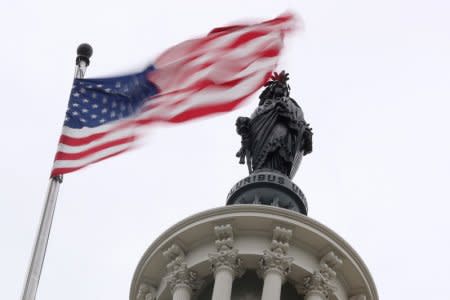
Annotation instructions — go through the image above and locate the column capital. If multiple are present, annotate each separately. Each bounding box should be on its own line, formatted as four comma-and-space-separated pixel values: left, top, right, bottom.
209, 224, 244, 278
298, 270, 334, 299
258, 249, 294, 279
166, 263, 200, 295
163, 244, 202, 294
258, 226, 293, 280
136, 282, 156, 300
209, 248, 244, 278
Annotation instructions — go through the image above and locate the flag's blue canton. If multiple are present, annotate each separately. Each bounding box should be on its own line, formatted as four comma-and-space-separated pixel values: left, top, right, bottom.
64, 66, 158, 129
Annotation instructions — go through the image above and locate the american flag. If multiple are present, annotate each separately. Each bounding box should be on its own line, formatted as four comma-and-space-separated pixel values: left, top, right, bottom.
52, 13, 297, 176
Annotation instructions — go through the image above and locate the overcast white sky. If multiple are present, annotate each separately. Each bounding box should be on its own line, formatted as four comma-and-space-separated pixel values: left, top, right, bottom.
1, 0, 450, 299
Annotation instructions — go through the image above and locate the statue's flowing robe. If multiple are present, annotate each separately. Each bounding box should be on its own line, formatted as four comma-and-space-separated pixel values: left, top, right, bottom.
249, 97, 307, 178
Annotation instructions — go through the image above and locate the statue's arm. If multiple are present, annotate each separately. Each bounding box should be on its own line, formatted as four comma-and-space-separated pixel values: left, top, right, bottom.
236, 117, 251, 164
302, 122, 313, 155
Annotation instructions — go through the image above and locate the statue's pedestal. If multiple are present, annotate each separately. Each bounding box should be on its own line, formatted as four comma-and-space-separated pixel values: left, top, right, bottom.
226, 171, 308, 215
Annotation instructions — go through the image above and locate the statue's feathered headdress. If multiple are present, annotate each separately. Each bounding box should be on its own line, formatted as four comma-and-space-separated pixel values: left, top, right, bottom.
264, 70, 290, 87
259, 71, 291, 104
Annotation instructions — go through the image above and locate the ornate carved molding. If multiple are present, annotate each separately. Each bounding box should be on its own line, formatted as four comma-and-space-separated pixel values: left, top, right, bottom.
214, 224, 234, 251
209, 224, 244, 277
298, 251, 343, 299
271, 226, 292, 254
349, 294, 367, 300
163, 244, 185, 273
163, 244, 201, 294
258, 226, 293, 279
319, 251, 343, 281
136, 282, 156, 300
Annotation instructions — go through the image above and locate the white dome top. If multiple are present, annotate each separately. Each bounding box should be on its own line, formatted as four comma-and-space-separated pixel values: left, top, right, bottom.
131, 205, 377, 300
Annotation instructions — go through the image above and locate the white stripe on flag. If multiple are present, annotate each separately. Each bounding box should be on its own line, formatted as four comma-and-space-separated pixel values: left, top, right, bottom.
53, 143, 133, 169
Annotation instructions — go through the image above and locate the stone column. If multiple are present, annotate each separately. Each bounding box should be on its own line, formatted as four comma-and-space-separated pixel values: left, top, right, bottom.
259, 226, 293, 300
211, 265, 234, 300
172, 284, 192, 300
298, 251, 343, 300
209, 224, 244, 300
163, 244, 201, 300
261, 267, 285, 300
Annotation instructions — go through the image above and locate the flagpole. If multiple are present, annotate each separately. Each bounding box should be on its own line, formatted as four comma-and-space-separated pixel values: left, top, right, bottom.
21, 43, 93, 300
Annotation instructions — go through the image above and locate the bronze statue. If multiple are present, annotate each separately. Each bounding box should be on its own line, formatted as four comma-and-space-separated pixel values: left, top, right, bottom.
236, 71, 312, 179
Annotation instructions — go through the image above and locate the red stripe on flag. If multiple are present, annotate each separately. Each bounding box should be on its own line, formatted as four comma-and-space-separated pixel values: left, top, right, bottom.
54, 136, 135, 160
59, 131, 109, 146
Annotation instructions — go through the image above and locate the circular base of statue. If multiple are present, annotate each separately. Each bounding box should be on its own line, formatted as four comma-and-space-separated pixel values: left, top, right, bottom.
226, 170, 308, 215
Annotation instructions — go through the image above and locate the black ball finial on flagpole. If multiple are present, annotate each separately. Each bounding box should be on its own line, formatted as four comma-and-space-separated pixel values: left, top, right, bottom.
76, 43, 93, 66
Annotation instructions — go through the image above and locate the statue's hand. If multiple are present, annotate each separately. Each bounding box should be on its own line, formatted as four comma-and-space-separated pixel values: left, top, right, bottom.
236, 148, 246, 164
236, 116, 250, 135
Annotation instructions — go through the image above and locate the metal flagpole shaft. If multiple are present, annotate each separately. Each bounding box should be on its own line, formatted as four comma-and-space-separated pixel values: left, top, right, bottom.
21, 176, 62, 300
21, 43, 93, 300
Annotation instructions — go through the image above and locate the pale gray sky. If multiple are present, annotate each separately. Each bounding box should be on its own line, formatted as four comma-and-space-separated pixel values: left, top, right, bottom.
1, 0, 450, 299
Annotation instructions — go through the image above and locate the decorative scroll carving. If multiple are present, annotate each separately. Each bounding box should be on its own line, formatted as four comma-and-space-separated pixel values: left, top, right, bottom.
163, 244, 201, 294
258, 226, 293, 279
136, 283, 156, 300
209, 224, 244, 277
298, 251, 343, 299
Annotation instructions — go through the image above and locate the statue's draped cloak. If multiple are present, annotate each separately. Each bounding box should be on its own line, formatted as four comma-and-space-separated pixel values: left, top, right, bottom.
249, 98, 306, 177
